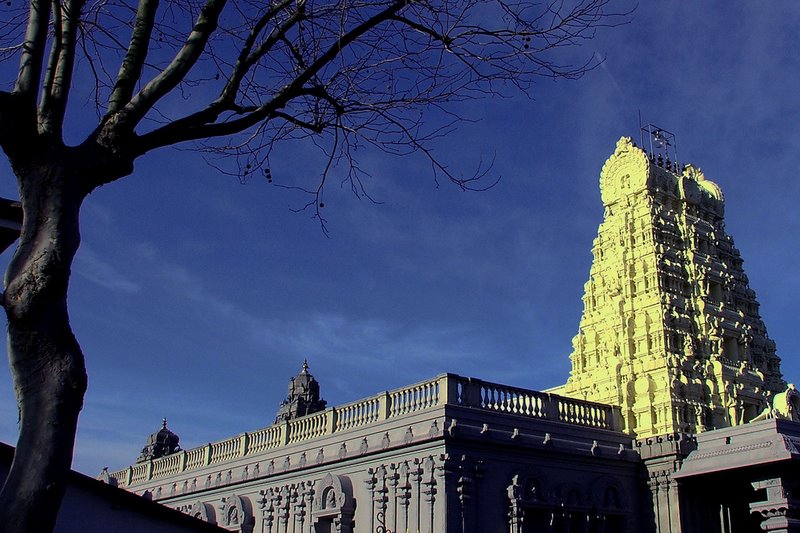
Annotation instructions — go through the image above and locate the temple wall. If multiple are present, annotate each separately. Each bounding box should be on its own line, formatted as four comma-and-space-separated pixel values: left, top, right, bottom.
108, 375, 643, 532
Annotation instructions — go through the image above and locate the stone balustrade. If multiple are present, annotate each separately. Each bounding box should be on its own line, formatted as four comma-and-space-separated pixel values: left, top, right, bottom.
454, 376, 618, 429
108, 373, 618, 487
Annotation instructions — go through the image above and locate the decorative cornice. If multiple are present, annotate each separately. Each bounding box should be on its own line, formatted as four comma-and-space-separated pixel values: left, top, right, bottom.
685, 440, 773, 461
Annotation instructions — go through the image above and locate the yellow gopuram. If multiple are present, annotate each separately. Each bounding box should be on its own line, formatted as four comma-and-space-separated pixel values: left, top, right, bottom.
555, 136, 785, 438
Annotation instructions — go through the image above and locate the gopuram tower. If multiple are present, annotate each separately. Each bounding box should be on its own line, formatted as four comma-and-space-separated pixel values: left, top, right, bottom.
560, 132, 785, 439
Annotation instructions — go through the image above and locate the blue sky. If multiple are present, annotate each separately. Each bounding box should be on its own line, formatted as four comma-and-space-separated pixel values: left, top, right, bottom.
1, 2, 799, 475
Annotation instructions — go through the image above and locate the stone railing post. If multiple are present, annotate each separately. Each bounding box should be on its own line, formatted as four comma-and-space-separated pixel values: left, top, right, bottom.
180, 450, 188, 472
610, 405, 623, 431
282, 420, 290, 445
204, 443, 212, 466
378, 391, 391, 421
460, 378, 482, 408
543, 394, 559, 422
126, 466, 133, 486
146, 461, 154, 481
325, 407, 337, 435
440, 374, 459, 405
240, 432, 249, 456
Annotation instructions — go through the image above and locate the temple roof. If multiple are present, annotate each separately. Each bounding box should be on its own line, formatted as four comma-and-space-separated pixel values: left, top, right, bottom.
137, 419, 181, 463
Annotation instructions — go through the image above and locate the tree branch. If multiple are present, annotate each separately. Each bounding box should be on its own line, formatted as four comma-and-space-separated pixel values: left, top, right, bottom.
38, 0, 63, 129
38, 0, 85, 137
135, 0, 409, 152
112, 0, 227, 131
217, 0, 297, 107
139, 0, 304, 137
390, 14, 449, 45
272, 110, 323, 133
107, 0, 161, 115
14, 0, 51, 102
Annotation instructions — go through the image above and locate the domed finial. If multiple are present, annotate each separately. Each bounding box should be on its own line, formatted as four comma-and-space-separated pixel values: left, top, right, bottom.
136, 418, 181, 463
274, 360, 327, 424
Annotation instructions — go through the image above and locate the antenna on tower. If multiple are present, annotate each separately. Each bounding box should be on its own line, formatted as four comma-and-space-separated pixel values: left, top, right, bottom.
640, 123, 678, 171
638, 110, 644, 148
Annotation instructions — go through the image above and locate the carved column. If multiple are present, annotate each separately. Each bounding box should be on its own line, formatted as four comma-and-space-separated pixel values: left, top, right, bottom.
277, 487, 290, 533
259, 489, 276, 533
303, 482, 315, 533
750, 477, 800, 533
637, 434, 696, 533
422, 456, 438, 533
388, 463, 400, 533
398, 461, 412, 533
412, 458, 424, 533
438, 454, 461, 533
365, 468, 378, 532
507, 475, 524, 533
374, 466, 389, 533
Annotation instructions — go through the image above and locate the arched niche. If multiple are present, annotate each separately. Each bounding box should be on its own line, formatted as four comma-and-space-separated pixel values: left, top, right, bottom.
311, 473, 355, 533
220, 494, 254, 533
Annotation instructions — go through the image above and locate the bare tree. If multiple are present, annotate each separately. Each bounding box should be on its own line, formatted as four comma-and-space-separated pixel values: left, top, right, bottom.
0, 0, 627, 529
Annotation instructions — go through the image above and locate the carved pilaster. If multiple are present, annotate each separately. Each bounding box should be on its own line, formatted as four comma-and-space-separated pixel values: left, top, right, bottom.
398, 461, 412, 533
277, 487, 290, 530
374, 466, 389, 533
750, 477, 800, 533
637, 433, 696, 533
365, 468, 378, 532
422, 456, 437, 533
412, 458, 424, 533
388, 463, 400, 533
258, 488, 276, 533
507, 475, 524, 533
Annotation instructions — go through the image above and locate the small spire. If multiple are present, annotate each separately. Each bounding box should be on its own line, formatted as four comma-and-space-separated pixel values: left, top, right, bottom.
136, 418, 180, 463
274, 360, 326, 424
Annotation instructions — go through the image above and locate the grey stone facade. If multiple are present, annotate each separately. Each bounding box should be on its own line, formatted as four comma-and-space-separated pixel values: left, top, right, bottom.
107, 374, 648, 532
106, 374, 800, 532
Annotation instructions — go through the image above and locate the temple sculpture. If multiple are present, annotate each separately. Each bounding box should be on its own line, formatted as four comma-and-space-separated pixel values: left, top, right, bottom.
555, 136, 785, 438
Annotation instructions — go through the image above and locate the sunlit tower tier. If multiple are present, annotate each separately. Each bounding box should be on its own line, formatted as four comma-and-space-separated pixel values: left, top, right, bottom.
561, 136, 784, 438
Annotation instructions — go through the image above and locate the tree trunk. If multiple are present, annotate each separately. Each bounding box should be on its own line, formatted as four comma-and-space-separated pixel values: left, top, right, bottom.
0, 160, 87, 532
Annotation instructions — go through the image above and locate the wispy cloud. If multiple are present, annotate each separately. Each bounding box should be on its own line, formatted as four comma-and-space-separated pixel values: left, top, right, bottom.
73, 246, 141, 294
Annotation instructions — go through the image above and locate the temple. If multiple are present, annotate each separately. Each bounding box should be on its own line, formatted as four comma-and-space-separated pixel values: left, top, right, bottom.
103, 134, 800, 533
552, 135, 784, 437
